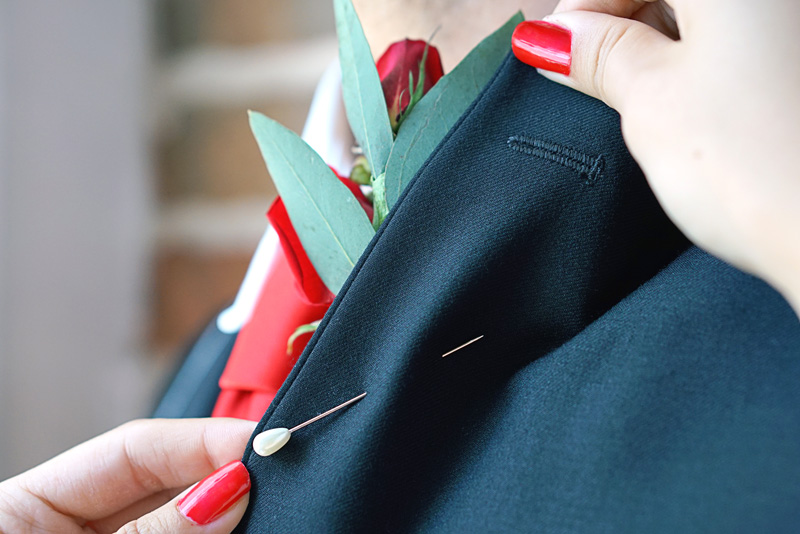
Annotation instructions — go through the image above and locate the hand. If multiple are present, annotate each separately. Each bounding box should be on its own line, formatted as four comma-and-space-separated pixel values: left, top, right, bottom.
512, 0, 800, 315
0, 418, 256, 533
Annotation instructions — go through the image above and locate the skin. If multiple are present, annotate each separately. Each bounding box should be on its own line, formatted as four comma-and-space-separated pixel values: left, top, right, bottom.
0, 418, 255, 533
535, 0, 800, 316
1, 1, 797, 533
352, 0, 559, 68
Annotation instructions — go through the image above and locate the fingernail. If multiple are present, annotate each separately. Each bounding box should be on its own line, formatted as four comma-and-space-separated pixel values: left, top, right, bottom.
178, 460, 251, 525
512, 20, 572, 76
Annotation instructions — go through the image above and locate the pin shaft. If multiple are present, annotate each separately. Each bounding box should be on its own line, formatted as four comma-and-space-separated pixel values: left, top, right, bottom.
288, 392, 367, 433
441, 335, 484, 358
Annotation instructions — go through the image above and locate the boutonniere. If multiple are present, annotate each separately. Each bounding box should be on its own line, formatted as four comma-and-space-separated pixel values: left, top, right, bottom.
249, 0, 522, 349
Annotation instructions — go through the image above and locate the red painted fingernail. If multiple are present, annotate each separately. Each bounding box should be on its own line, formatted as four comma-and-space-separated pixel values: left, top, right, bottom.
512, 20, 572, 76
177, 460, 251, 525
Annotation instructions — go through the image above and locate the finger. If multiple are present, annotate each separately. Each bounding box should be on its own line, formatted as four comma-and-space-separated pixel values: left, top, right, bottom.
115, 461, 250, 534
634, 2, 679, 40
511, 12, 673, 111
554, 0, 661, 17
18, 418, 256, 521
554, 0, 694, 17
554, 0, 680, 39
87, 487, 184, 533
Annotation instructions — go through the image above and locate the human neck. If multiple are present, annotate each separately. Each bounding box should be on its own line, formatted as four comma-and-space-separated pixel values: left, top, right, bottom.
352, 0, 558, 70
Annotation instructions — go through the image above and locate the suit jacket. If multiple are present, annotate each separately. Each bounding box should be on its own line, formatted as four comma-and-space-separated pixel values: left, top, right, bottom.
153, 310, 235, 419
228, 53, 800, 533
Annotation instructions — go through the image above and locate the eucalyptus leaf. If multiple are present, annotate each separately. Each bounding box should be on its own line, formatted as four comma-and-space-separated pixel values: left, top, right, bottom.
249, 111, 375, 294
334, 0, 394, 177
384, 12, 524, 208
370, 172, 388, 230
395, 47, 428, 133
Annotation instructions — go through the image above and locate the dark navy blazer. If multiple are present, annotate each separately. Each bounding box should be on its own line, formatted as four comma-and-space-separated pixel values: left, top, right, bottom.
153, 312, 235, 419
224, 53, 800, 532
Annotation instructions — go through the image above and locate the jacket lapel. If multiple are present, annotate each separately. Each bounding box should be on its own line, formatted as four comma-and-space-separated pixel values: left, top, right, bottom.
235, 53, 799, 533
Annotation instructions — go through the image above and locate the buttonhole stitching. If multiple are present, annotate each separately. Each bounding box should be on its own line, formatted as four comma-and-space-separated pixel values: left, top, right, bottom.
507, 135, 605, 185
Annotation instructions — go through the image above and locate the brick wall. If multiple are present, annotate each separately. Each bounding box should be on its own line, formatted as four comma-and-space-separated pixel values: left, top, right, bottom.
152, 0, 335, 352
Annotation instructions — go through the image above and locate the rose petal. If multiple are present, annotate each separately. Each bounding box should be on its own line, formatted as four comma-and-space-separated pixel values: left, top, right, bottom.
377, 39, 444, 116
267, 198, 335, 305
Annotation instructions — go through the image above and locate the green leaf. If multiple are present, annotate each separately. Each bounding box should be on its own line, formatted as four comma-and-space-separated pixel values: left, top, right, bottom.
349, 155, 371, 185
334, 0, 394, 176
370, 172, 389, 230
249, 111, 375, 294
384, 12, 524, 208
395, 46, 429, 133
287, 320, 321, 356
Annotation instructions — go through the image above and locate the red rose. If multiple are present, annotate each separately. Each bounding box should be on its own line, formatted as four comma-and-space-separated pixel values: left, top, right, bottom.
377, 39, 444, 128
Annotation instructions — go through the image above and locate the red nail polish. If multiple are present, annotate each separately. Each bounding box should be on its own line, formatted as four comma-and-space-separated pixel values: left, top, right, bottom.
512, 21, 572, 76
178, 460, 251, 525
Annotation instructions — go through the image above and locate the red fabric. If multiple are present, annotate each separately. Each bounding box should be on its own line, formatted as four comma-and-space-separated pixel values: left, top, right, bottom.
212, 248, 329, 421
212, 170, 372, 421
267, 171, 372, 305
269, 198, 335, 305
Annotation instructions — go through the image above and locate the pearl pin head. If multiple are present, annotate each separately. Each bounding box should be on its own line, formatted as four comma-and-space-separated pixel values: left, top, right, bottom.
253, 392, 366, 457
253, 428, 291, 456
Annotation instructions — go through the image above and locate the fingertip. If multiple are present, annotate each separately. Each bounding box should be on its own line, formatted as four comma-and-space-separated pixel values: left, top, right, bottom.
118, 468, 250, 534
177, 461, 251, 526
512, 20, 572, 76
214, 417, 259, 441
181, 490, 251, 534
526, 10, 669, 109
213, 417, 259, 434
535, 67, 573, 87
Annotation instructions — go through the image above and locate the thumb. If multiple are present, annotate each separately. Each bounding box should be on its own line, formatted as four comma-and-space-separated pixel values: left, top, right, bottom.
116, 461, 251, 534
511, 11, 672, 111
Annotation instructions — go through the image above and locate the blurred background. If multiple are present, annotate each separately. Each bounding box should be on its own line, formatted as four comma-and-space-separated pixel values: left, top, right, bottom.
0, 0, 335, 478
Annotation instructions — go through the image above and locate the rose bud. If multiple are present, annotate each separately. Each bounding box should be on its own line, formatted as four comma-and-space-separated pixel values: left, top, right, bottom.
377, 39, 444, 131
